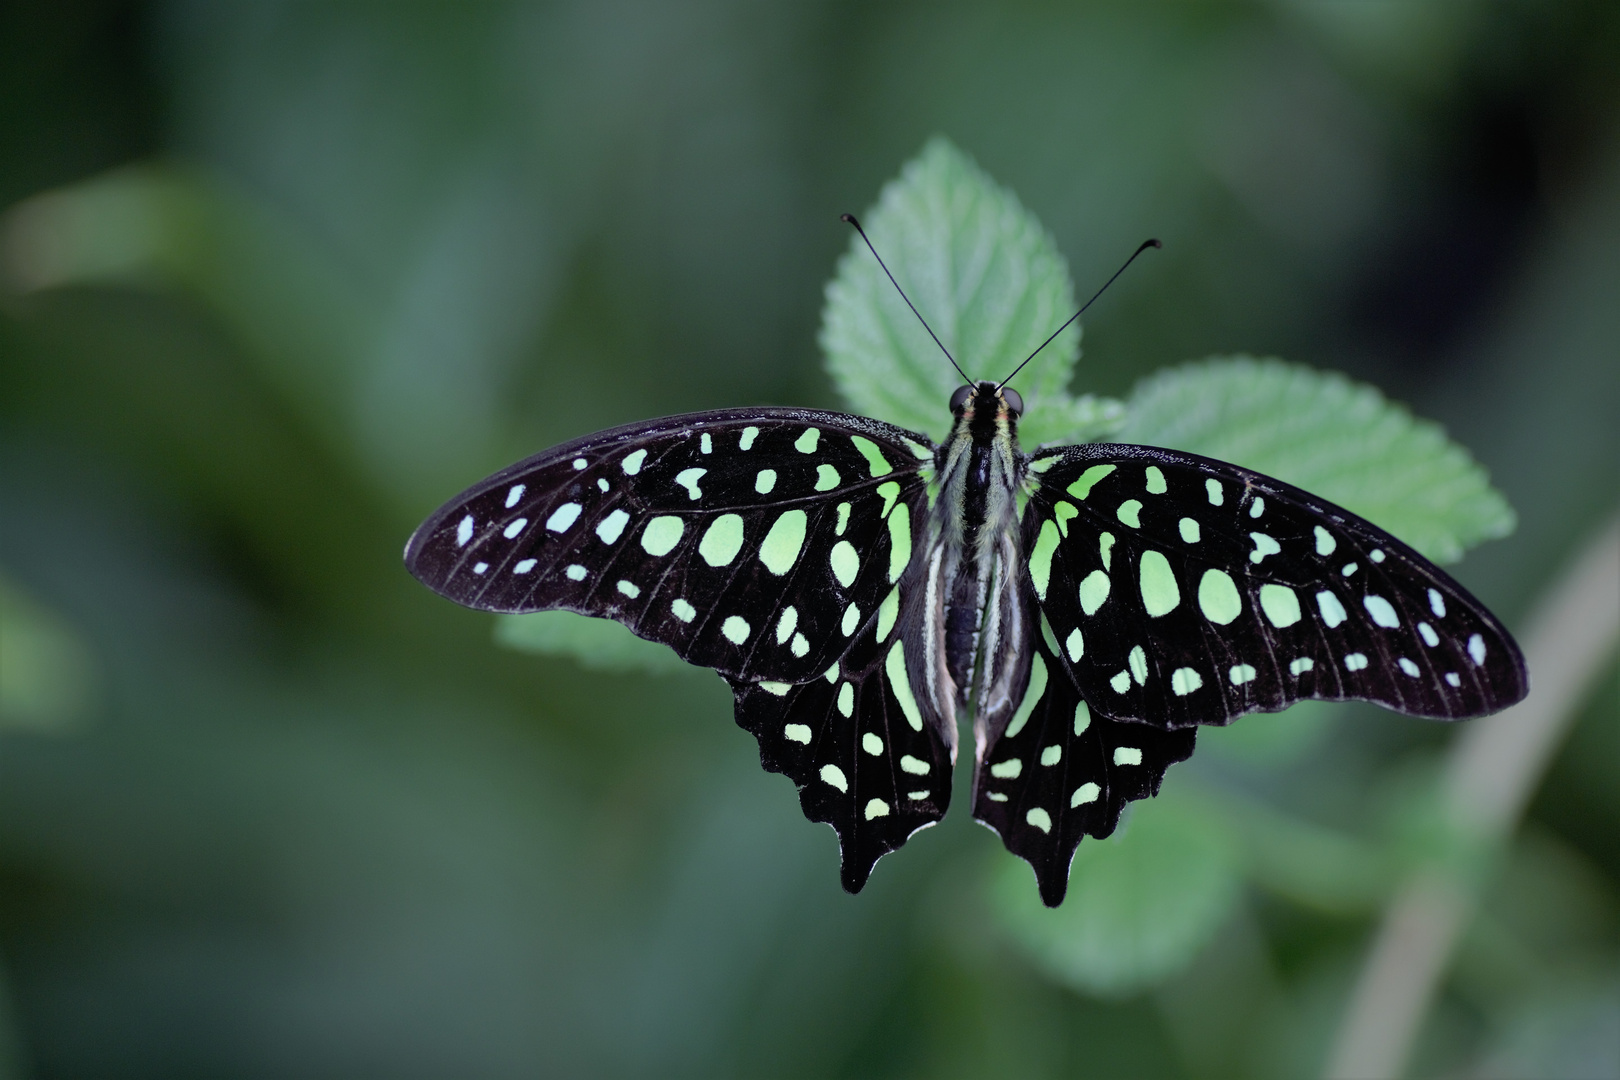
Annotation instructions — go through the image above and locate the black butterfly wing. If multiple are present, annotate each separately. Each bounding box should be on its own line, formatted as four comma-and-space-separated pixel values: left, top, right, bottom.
405, 407, 934, 685
972, 609, 1196, 906
1020, 443, 1528, 728
406, 407, 950, 890
731, 573, 952, 892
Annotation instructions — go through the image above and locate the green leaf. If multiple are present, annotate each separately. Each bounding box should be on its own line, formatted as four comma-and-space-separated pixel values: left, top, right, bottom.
494, 611, 693, 676
1117, 356, 1516, 563
820, 137, 1123, 445
1197, 700, 1339, 770
990, 789, 1243, 998
0, 576, 97, 732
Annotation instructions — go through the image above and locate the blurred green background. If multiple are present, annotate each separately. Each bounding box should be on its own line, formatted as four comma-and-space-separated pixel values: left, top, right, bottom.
1, 2, 1617, 1077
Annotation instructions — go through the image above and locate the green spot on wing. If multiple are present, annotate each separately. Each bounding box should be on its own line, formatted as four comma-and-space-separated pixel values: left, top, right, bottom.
850, 435, 894, 477
758, 510, 807, 575
640, 515, 685, 556
1067, 464, 1116, 501
1080, 570, 1110, 616
830, 540, 859, 587
1029, 520, 1060, 601
1259, 583, 1302, 627
1198, 569, 1242, 625
1138, 549, 1180, 617
886, 644, 923, 732
699, 514, 745, 567
886, 504, 911, 584
1004, 653, 1046, 739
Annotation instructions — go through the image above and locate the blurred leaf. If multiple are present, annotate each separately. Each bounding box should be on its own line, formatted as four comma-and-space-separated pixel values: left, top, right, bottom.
820, 137, 1124, 444
1197, 699, 1339, 770
0, 574, 96, 732
1474, 977, 1620, 1080
0, 164, 368, 451
1118, 356, 1516, 563
991, 789, 1243, 998
1221, 790, 1394, 915
494, 610, 693, 676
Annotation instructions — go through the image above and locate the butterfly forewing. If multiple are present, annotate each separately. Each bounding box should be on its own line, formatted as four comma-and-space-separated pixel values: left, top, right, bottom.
1022, 444, 1527, 728
405, 408, 933, 684
732, 576, 952, 892
973, 611, 1196, 906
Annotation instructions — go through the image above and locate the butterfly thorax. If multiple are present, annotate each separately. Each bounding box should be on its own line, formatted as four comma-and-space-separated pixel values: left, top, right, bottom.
908, 382, 1031, 765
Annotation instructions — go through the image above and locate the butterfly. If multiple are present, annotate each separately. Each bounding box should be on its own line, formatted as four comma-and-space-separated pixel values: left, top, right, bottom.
404, 222, 1528, 906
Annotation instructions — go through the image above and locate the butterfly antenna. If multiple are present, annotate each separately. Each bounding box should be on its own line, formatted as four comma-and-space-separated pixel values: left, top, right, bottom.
841, 213, 975, 386
996, 238, 1161, 392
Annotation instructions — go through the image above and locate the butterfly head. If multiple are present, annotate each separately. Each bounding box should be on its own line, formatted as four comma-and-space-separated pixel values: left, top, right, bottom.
950, 381, 1023, 441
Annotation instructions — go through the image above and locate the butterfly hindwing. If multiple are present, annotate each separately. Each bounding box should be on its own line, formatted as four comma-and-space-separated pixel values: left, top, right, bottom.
731, 576, 952, 892
405, 408, 933, 684
972, 610, 1196, 906
1023, 444, 1528, 728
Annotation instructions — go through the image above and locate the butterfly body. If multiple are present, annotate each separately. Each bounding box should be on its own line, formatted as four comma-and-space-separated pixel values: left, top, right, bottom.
406, 388, 1526, 906
911, 381, 1031, 770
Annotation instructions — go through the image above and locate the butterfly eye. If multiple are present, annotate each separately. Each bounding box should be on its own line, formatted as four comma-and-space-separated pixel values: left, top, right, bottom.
949, 385, 973, 413
1002, 387, 1024, 416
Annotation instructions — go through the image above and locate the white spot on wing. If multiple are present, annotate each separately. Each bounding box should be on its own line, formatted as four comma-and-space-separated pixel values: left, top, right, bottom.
674, 467, 706, 500
1249, 532, 1280, 564
456, 515, 474, 547
546, 503, 581, 532
1364, 594, 1400, 628
503, 518, 528, 539
1468, 633, 1486, 665
505, 484, 525, 508
596, 509, 630, 544
1429, 589, 1447, 618
621, 449, 647, 475
472, 562, 488, 574
565, 564, 587, 581
514, 559, 536, 574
